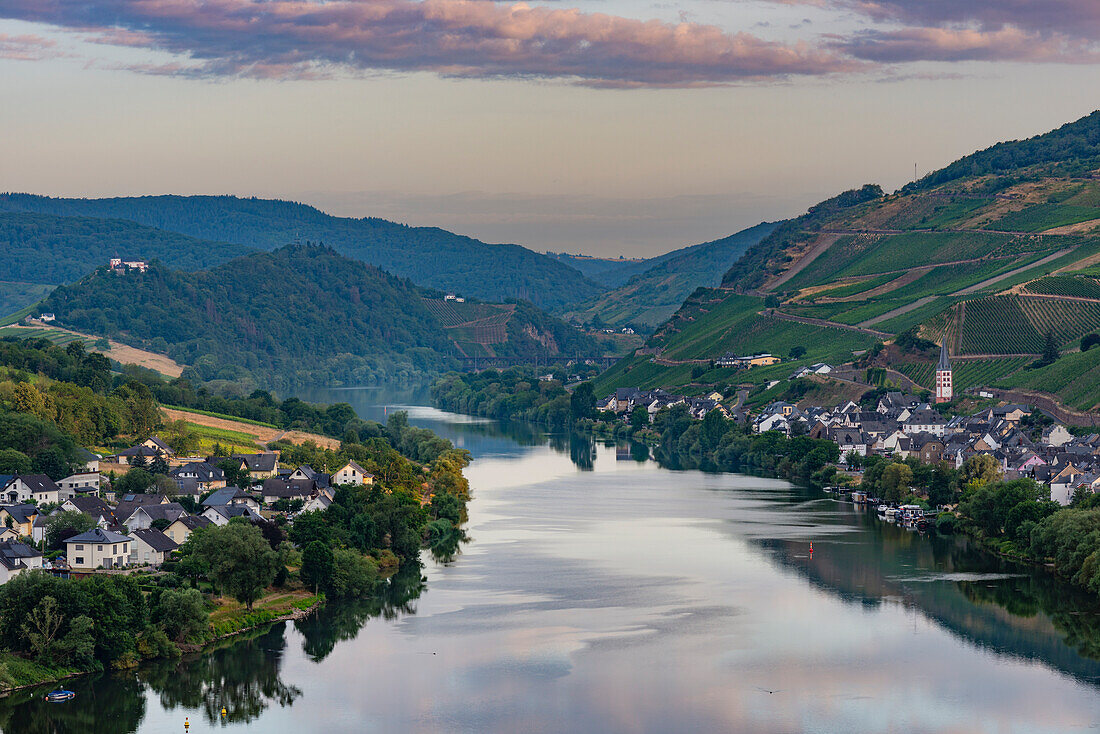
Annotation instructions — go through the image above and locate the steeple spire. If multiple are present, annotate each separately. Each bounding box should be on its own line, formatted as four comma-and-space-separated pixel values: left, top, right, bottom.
938, 338, 951, 371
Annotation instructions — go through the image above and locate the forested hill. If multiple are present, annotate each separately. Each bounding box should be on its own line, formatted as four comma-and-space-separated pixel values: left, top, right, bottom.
905, 110, 1100, 192
0, 194, 603, 312
0, 211, 251, 284
36, 244, 602, 387
565, 220, 779, 327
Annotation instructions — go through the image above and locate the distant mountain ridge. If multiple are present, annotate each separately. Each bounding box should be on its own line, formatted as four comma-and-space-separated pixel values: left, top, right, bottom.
0, 193, 603, 312
0, 211, 251, 285
565, 221, 779, 327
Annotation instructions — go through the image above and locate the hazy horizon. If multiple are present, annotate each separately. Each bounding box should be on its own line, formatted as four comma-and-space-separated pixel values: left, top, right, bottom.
5, 1, 1100, 256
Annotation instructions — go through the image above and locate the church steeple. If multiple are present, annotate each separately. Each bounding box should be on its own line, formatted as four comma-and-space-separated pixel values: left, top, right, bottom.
935, 335, 953, 403
938, 338, 951, 372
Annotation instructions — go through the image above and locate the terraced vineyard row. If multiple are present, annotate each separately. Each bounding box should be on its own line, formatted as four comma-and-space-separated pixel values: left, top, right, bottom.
953, 358, 1031, 391
958, 297, 1044, 354
1024, 275, 1100, 299
1018, 297, 1100, 344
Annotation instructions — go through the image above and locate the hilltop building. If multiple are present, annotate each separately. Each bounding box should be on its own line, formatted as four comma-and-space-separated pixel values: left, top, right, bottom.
935, 339, 953, 404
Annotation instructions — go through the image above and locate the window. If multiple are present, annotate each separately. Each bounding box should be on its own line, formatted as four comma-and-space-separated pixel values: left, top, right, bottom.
75, 544, 84, 551
75, 557, 84, 565
112, 544, 117, 553
97, 545, 103, 551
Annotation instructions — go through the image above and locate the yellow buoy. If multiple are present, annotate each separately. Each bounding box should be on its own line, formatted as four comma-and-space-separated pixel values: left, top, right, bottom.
222, 707, 227, 716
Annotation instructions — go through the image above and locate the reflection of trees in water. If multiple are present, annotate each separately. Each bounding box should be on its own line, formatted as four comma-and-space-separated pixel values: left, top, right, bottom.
141, 625, 301, 725
959, 572, 1100, 661
294, 563, 426, 662
430, 525, 468, 564
0, 673, 145, 734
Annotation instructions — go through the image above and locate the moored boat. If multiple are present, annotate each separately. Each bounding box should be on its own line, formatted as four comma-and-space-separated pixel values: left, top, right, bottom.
45, 690, 75, 702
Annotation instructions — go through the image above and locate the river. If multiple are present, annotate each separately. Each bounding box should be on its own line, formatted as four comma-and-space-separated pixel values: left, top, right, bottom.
5, 387, 1100, 733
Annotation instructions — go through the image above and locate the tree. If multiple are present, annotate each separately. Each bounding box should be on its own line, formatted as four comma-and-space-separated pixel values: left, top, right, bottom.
960, 454, 1003, 491
1041, 329, 1060, 366
0, 448, 31, 475
115, 468, 154, 495
570, 382, 597, 421
153, 588, 208, 642
630, 406, 650, 432
880, 463, 913, 502
788, 346, 807, 360
22, 596, 64, 663
44, 511, 95, 550
287, 511, 332, 548
191, 523, 278, 610
1083, 333, 1100, 352
149, 454, 170, 476
300, 541, 334, 593
219, 460, 251, 489
130, 452, 148, 469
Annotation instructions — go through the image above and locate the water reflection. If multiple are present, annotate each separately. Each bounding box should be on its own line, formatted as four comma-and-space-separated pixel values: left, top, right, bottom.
0, 674, 145, 734
294, 564, 426, 662
141, 625, 300, 725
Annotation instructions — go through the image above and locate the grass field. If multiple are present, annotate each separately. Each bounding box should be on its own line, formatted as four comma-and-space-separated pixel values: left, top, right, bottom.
188, 422, 265, 454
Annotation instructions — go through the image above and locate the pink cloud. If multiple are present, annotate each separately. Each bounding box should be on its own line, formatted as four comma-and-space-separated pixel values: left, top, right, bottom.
0, 32, 60, 60
0, 0, 864, 86
832, 25, 1100, 63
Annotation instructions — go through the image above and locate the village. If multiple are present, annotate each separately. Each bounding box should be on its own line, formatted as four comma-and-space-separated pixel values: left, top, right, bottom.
0, 440, 372, 585
598, 342, 1099, 507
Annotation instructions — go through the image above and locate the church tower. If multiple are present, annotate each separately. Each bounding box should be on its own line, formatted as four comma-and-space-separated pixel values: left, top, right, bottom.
935, 338, 953, 404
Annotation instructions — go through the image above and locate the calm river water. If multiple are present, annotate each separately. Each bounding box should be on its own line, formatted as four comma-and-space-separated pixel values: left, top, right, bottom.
5, 387, 1100, 733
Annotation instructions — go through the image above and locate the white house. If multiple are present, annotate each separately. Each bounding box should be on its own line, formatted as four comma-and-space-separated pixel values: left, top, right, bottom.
64, 528, 132, 570
57, 472, 101, 496
331, 461, 374, 487
130, 528, 179, 566
0, 541, 43, 585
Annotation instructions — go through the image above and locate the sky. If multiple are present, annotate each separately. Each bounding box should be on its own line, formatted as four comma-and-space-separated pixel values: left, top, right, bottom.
3, 1, 1100, 257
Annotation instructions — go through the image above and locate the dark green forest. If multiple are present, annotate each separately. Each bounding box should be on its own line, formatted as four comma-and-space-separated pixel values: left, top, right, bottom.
0, 212, 251, 285
0, 194, 602, 311
37, 244, 601, 387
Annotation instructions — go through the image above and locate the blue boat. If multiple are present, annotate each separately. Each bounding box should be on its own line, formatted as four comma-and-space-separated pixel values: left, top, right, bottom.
45, 689, 75, 702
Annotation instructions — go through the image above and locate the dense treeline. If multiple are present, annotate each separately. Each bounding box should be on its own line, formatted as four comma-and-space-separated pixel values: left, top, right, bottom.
40, 244, 458, 387
432, 369, 574, 428
906, 111, 1100, 192
0, 572, 202, 674
0, 194, 602, 311
0, 211, 250, 286
651, 406, 840, 484
0, 339, 160, 476
38, 244, 602, 388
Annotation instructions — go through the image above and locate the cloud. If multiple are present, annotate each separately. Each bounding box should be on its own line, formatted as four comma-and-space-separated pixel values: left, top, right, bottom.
0, 32, 60, 60
832, 26, 1100, 64
761, 0, 1100, 65
0, 0, 863, 87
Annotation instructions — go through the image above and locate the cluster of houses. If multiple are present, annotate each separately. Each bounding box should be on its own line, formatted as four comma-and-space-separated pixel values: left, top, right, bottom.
751, 391, 1100, 505
598, 388, 731, 422
0, 436, 375, 584
715, 353, 782, 369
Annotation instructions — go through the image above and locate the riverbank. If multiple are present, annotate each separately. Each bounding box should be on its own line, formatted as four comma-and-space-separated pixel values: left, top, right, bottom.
0, 588, 325, 695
